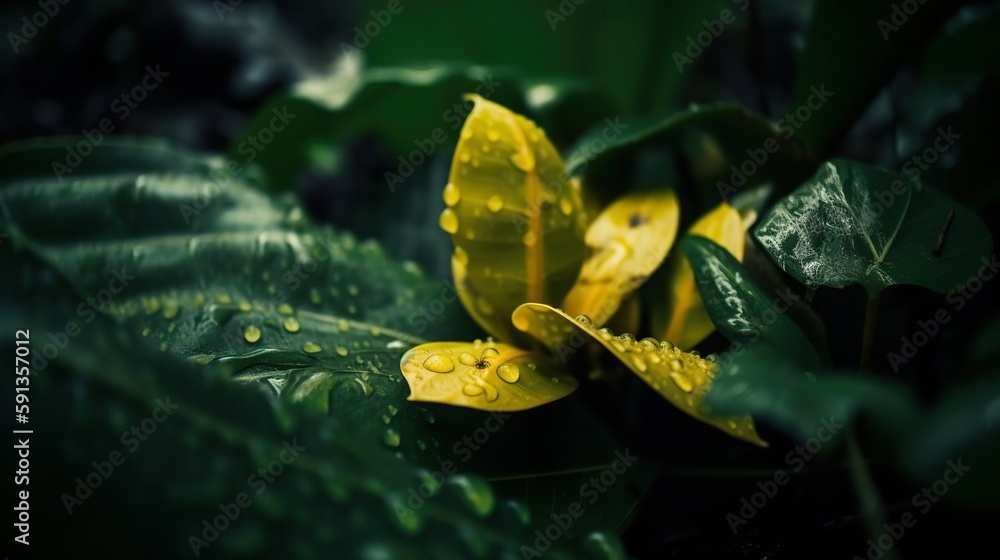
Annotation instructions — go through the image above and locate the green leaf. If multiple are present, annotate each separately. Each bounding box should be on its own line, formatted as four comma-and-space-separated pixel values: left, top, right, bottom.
566, 105, 814, 210
1, 245, 624, 559
0, 137, 650, 539
902, 375, 1000, 509
704, 343, 920, 450
358, 0, 734, 114
680, 235, 827, 370
753, 159, 993, 298
790, 0, 970, 157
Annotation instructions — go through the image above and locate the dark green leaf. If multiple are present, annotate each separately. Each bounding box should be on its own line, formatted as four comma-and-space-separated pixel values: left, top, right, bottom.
753, 159, 993, 298
680, 235, 827, 370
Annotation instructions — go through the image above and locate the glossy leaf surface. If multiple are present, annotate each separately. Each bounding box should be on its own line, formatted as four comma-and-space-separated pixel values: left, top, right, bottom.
442, 95, 587, 344
511, 303, 767, 446
754, 159, 993, 298
562, 189, 679, 328
400, 340, 578, 411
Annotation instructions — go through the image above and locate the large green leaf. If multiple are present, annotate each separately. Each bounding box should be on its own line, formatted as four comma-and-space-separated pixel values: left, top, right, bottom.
565, 104, 815, 212
680, 235, 827, 370
358, 0, 733, 115
790, 0, 969, 157
753, 159, 993, 298
0, 137, 650, 538
1, 245, 624, 559
704, 343, 920, 452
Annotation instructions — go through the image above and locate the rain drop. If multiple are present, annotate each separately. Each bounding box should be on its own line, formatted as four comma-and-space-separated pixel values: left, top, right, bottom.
243, 325, 261, 343
575, 314, 593, 327
443, 182, 461, 206
558, 197, 573, 215
423, 354, 455, 373
335, 346, 349, 356
510, 152, 533, 172
304, 342, 322, 353
670, 370, 694, 393
383, 429, 400, 448
283, 318, 300, 333
487, 195, 504, 213
439, 208, 460, 234
338, 318, 350, 331
454, 245, 469, 266
497, 362, 520, 383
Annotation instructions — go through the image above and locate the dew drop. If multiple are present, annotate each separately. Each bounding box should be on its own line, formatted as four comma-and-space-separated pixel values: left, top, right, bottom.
347, 284, 359, 296
598, 327, 614, 340
454, 245, 469, 266
630, 355, 648, 372
338, 318, 350, 332
660, 340, 675, 352
354, 378, 373, 396
423, 354, 455, 373
304, 341, 322, 353
669, 359, 683, 372
618, 333, 637, 345
278, 304, 293, 315
558, 197, 573, 215
459, 352, 478, 366
510, 152, 534, 172
639, 337, 658, 351
727, 420, 738, 429
238, 301, 252, 312
463, 383, 484, 396
243, 325, 261, 343
217, 294, 232, 305
459, 151, 471, 163
283, 318, 300, 333
486, 129, 500, 142
575, 314, 593, 327
522, 231, 537, 247
486, 195, 504, 213
670, 370, 694, 393
443, 182, 461, 206
448, 475, 495, 517
461, 127, 473, 140
497, 362, 520, 383
162, 303, 179, 319
383, 429, 400, 448
439, 208, 459, 234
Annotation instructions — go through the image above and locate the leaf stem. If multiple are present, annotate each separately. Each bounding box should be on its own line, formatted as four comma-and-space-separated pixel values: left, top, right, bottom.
846, 431, 893, 560
850, 294, 893, 559
860, 296, 879, 371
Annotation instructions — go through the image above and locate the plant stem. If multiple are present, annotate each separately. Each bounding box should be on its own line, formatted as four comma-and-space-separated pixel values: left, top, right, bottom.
850, 294, 893, 559
860, 296, 879, 372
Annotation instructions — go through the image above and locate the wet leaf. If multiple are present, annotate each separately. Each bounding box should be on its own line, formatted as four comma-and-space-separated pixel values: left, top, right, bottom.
562, 189, 679, 328
653, 201, 745, 350
443, 95, 587, 344
753, 159, 994, 298
400, 340, 578, 411
511, 303, 767, 447
681, 235, 826, 370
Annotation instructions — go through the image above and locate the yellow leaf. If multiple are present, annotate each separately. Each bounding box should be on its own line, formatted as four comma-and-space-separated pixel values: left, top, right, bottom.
511, 303, 767, 446
561, 190, 679, 329
441, 95, 587, 345
654, 202, 745, 350
400, 340, 578, 412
